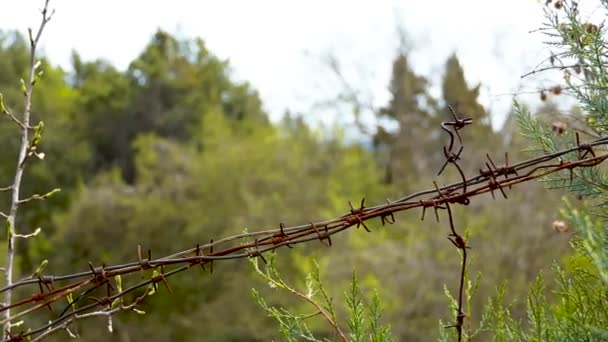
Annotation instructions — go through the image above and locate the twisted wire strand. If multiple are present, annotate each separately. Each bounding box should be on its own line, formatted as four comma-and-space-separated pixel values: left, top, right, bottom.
2, 134, 607, 340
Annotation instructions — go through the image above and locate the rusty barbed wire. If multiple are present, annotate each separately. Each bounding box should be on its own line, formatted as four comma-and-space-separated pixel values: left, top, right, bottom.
1, 112, 608, 340
433, 105, 472, 341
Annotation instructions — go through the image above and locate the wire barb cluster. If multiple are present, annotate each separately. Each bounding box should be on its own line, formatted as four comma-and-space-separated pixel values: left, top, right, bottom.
1, 110, 608, 340
434, 106, 472, 341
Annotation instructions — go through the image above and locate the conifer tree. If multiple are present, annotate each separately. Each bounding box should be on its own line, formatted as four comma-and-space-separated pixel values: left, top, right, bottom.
375, 53, 436, 188
440, 54, 498, 162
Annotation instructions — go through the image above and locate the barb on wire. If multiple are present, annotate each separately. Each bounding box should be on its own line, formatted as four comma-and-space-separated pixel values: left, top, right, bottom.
441, 106, 473, 152
442, 202, 468, 341
436, 107, 473, 341
2, 115, 608, 340
438, 107, 471, 200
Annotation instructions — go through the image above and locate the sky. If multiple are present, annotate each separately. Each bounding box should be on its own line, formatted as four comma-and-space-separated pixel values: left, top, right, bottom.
0, 0, 560, 131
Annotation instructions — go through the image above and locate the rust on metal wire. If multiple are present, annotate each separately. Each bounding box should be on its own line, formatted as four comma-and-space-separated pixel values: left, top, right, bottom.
2, 107, 608, 340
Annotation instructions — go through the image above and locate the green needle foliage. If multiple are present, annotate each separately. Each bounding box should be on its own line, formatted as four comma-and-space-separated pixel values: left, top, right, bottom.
251, 254, 393, 342
481, 1, 608, 341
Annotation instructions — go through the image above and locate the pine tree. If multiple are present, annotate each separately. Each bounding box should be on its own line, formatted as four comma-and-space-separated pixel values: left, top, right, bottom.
440, 54, 498, 161
375, 53, 436, 189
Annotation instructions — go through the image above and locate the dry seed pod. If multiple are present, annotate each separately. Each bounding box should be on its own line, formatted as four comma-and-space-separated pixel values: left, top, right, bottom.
552, 220, 569, 233
552, 121, 567, 135
551, 85, 562, 95
583, 23, 599, 34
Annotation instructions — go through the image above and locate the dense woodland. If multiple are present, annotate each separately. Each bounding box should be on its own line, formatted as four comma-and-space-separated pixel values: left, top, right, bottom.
0, 22, 594, 341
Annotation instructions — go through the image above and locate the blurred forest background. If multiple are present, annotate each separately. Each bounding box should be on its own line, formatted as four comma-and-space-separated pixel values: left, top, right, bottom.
0, 27, 576, 341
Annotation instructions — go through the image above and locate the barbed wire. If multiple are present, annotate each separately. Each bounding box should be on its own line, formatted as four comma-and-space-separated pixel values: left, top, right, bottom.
436, 106, 472, 341
2, 113, 608, 340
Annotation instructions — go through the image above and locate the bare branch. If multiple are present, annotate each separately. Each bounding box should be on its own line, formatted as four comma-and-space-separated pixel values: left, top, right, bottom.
521, 63, 584, 78
18, 189, 61, 204
13, 228, 42, 240
31, 296, 144, 342
2, 0, 54, 339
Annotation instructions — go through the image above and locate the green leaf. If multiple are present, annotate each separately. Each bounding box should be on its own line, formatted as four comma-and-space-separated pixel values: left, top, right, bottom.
0, 93, 8, 115
115, 274, 122, 293
33, 260, 48, 276
66, 293, 74, 306
20, 78, 27, 95
5, 220, 13, 239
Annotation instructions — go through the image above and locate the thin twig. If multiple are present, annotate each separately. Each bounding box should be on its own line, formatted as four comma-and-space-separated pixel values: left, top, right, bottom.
13, 228, 41, 239
288, 287, 348, 342
17, 188, 60, 204
31, 295, 145, 342
521, 63, 583, 78
2, 0, 53, 339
